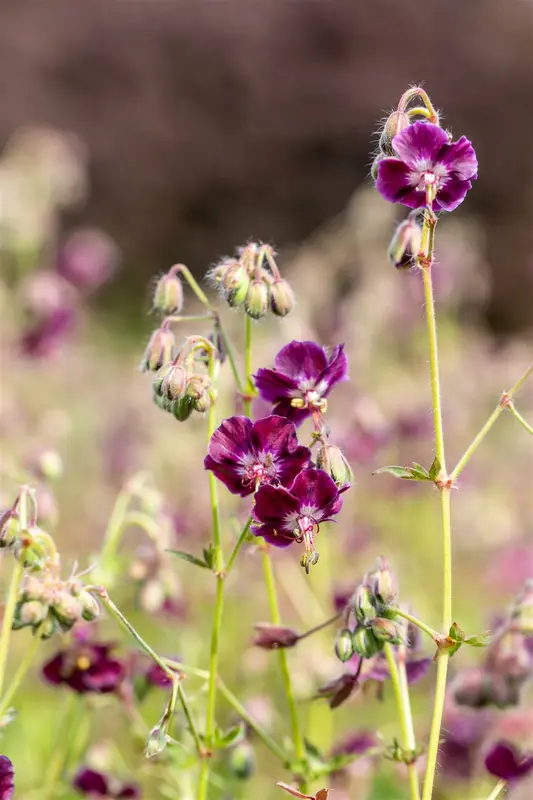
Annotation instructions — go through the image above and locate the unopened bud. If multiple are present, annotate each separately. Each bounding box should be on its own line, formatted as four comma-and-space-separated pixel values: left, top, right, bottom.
36, 613, 59, 640
316, 443, 353, 490
388, 219, 422, 269
486, 629, 532, 683
371, 617, 403, 644
13, 599, 49, 629
161, 363, 188, 400
153, 269, 183, 315
51, 591, 82, 626
22, 575, 48, 602
140, 328, 175, 372
78, 590, 101, 622
153, 392, 174, 413
223, 264, 250, 308
335, 628, 356, 663
270, 279, 295, 317
371, 153, 386, 182
245, 280, 269, 320
253, 623, 299, 650
171, 394, 194, 422
370, 561, 398, 607
186, 375, 214, 412
380, 111, 410, 154
452, 667, 513, 709
229, 740, 256, 780
352, 627, 382, 659
352, 584, 377, 625
0, 510, 18, 549
145, 724, 169, 758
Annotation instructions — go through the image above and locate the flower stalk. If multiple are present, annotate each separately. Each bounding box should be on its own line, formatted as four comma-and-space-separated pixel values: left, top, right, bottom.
383, 643, 420, 800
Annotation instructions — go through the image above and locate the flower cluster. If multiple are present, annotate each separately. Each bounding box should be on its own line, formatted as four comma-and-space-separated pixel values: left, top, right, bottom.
209, 242, 295, 319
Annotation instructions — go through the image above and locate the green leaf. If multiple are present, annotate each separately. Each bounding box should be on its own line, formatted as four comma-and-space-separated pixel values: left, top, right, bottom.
428, 456, 441, 480
449, 622, 466, 643
214, 722, 246, 749
202, 545, 216, 571
373, 466, 416, 479
411, 462, 430, 479
166, 549, 209, 569
464, 630, 492, 647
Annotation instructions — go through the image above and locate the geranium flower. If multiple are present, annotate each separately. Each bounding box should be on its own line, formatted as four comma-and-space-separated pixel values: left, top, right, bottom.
254, 341, 348, 426
42, 640, 124, 694
73, 768, 139, 798
485, 741, 533, 781
204, 415, 310, 497
252, 468, 343, 569
376, 121, 477, 212
0, 757, 14, 800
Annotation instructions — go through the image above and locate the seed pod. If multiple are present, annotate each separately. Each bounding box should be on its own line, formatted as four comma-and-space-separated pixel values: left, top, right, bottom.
140, 328, 175, 372
161, 363, 188, 401
335, 628, 356, 663
352, 627, 382, 659
270, 279, 295, 317
152, 270, 183, 315
245, 280, 269, 320
316, 443, 353, 490
352, 584, 377, 625
223, 264, 250, 308
371, 617, 403, 644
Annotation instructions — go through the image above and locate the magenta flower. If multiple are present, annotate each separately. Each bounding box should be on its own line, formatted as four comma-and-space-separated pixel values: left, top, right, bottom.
73, 768, 140, 798
204, 415, 311, 497
20, 307, 77, 359
0, 757, 14, 800
376, 121, 477, 212
252, 468, 343, 567
485, 741, 533, 781
42, 641, 124, 694
254, 341, 348, 426
57, 228, 119, 294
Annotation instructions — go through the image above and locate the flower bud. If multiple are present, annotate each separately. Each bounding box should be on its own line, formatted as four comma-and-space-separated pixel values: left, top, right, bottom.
486, 630, 532, 683
0, 510, 18, 549
335, 628, 356, 663
145, 724, 169, 758
51, 591, 83, 626
13, 599, 49, 629
78, 590, 101, 622
452, 667, 513, 709
370, 561, 398, 607
22, 575, 48, 602
388, 218, 422, 269
253, 623, 299, 650
270, 279, 295, 317
153, 392, 174, 413
229, 740, 256, 780
36, 613, 59, 640
352, 584, 377, 625
370, 617, 403, 645
170, 394, 194, 422
223, 264, 250, 308
152, 270, 183, 315
371, 153, 386, 182
380, 111, 410, 154
316, 443, 353, 490
186, 375, 214, 413
140, 328, 175, 372
352, 627, 382, 659
512, 580, 533, 635
161, 363, 188, 401
245, 280, 269, 320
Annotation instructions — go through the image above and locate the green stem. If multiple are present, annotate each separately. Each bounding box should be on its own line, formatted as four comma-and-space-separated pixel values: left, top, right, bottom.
99, 481, 139, 573
123, 511, 163, 543
175, 264, 213, 309
421, 265, 446, 472
450, 363, 533, 481
215, 318, 246, 395
507, 402, 533, 436
486, 779, 507, 800
243, 315, 254, 417
296, 613, 342, 642
0, 634, 40, 718
392, 609, 440, 642
0, 559, 24, 698
261, 550, 306, 784
225, 517, 252, 575
384, 644, 420, 800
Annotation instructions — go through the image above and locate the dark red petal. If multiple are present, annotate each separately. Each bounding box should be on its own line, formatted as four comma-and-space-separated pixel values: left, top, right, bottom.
276, 446, 312, 488
436, 136, 478, 180
206, 416, 253, 462
253, 483, 300, 526
391, 121, 449, 167
204, 455, 252, 497
272, 400, 310, 427
289, 469, 340, 517
485, 741, 533, 780
251, 522, 295, 548
318, 345, 349, 395
249, 415, 298, 454
274, 341, 329, 381
376, 159, 423, 206
41, 653, 67, 685
83, 658, 124, 693
253, 368, 298, 403
73, 768, 109, 795
405, 657, 432, 684
116, 786, 141, 799
434, 177, 472, 212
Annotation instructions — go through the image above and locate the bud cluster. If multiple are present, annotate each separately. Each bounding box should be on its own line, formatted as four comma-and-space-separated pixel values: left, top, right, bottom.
12, 573, 100, 639
334, 559, 401, 663
208, 242, 295, 320
151, 339, 217, 422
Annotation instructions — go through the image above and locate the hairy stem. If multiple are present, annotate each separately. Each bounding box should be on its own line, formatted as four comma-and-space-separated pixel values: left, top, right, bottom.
486, 779, 507, 800
384, 644, 420, 800
507, 402, 533, 436
0, 559, 24, 699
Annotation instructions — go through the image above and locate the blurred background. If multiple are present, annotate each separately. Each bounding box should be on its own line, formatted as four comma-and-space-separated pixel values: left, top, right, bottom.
1, 1, 533, 798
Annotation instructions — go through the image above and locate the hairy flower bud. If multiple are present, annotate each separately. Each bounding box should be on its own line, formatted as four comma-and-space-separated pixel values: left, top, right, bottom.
0, 510, 18, 549
370, 617, 403, 644
36, 613, 59, 640
245, 280, 269, 320
371, 153, 386, 182
335, 628, 356, 663
270, 279, 295, 317
388, 218, 422, 269
253, 623, 299, 650
13, 599, 49, 629
186, 374, 214, 412
51, 591, 83, 627
171, 394, 194, 422
380, 111, 410, 155
161, 363, 188, 401
140, 328, 175, 372
316, 443, 353, 490
152, 269, 184, 315
486, 629, 532, 683
352, 584, 377, 625
370, 561, 398, 607
223, 264, 250, 308
22, 575, 48, 602
229, 740, 256, 780
78, 590, 101, 622
352, 627, 382, 659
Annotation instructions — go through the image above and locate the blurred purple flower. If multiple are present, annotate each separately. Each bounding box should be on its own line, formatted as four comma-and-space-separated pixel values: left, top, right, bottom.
58, 228, 119, 293
73, 767, 139, 798
485, 741, 533, 781
363, 652, 431, 686
331, 731, 378, 758
42, 641, 124, 694
144, 659, 182, 688
204, 415, 310, 497
376, 121, 477, 212
0, 756, 14, 800
252, 469, 343, 562
20, 307, 77, 359
254, 341, 348, 426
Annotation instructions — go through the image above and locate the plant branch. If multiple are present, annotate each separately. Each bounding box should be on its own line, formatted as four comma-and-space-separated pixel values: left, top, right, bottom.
384, 644, 420, 800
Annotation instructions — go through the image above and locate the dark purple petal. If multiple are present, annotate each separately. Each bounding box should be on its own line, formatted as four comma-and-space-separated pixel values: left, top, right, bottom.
205, 416, 253, 462
391, 121, 449, 167
73, 768, 109, 796
253, 484, 300, 524
405, 657, 432, 684
289, 469, 342, 521
0, 756, 14, 800
485, 741, 533, 780
433, 176, 473, 212
82, 657, 124, 693
203, 455, 251, 497
145, 662, 173, 687
42, 653, 66, 686
20, 307, 76, 359
436, 136, 478, 180
253, 523, 296, 548
438, 738, 473, 780
317, 345, 348, 395
376, 158, 425, 207
253, 368, 299, 403
249, 415, 298, 454
274, 341, 329, 381
332, 730, 378, 757
117, 786, 141, 799
276, 447, 312, 489
272, 399, 310, 426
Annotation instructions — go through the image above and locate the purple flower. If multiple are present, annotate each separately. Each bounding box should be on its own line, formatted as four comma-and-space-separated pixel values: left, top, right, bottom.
254, 341, 348, 426
0, 757, 14, 800
73, 767, 140, 798
42, 641, 124, 694
376, 121, 477, 212
485, 741, 533, 781
252, 468, 343, 568
204, 415, 311, 497
57, 228, 119, 294
20, 307, 77, 359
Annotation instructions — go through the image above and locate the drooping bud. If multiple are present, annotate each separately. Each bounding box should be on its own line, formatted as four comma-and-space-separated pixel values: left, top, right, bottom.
152, 268, 184, 315
223, 263, 250, 308
388, 218, 422, 269
145, 724, 170, 758
245, 280, 269, 320
270, 279, 295, 317
0, 509, 18, 549
486, 629, 532, 683
36, 613, 59, 640
153, 392, 174, 413
335, 628, 356, 663
379, 111, 410, 155
352, 627, 382, 659
50, 591, 83, 627
161, 363, 188, 401
370, 617, 403, 645
352, 584, 377, 625
140, 327, 175, 372
185, 374, 215, 413
316, 443, 353, 490
512, 580, 533, 635
229, 739, 256, 780
13, 599, 49, 629
370, 560, 398, 607
253, 623, 299, 650
170, 394, 194, 422
22, 574, 49, 602
78, 590, 101, 622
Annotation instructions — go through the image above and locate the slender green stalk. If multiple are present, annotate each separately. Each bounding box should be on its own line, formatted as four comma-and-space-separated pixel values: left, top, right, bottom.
297, 613, 342, 642
216, 319, 246, 395
392, 609, 440, 643
42, 692, 81, 799
261, 550, 306, 781
0, 559, 24, 698
175, 264, 213, 309
225, 516, 252, 575
421, 265, 446, 471
243, 315, 253, 416
384, 644, 420, 800
0, 634, 40, 718
99, 483, 138, 571
450, 363, 533, 481
486, 779, 507, 800
218, 680, 288, 764
507, 402, 533, 436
